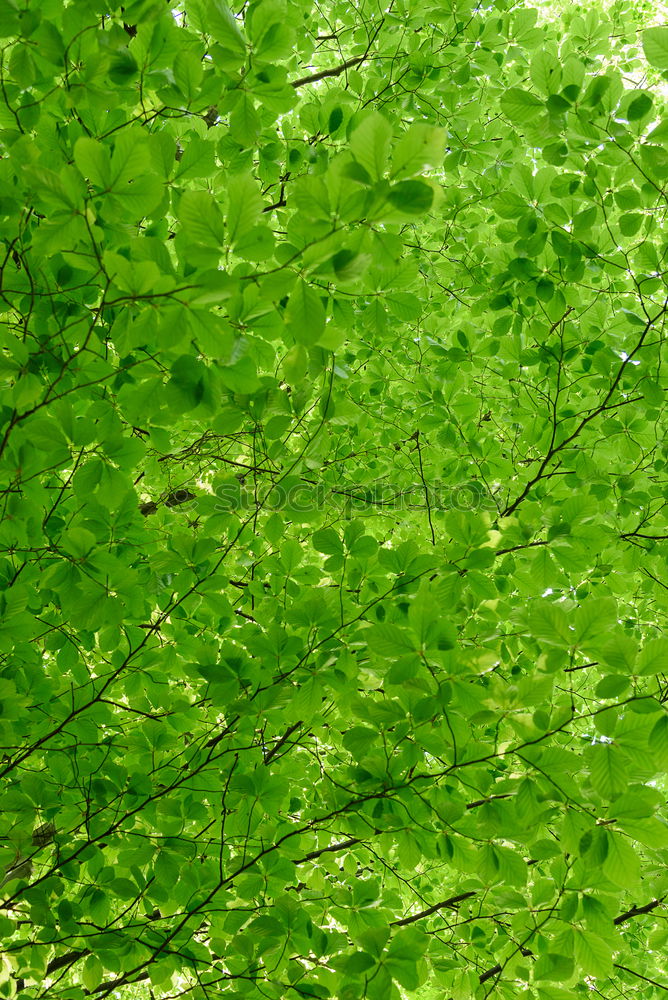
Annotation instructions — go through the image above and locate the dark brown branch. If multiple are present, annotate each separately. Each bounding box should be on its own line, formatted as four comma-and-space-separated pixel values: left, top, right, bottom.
614, 898, 663, 925
391, 891, 476, 927
294, 838, 362, 863
495, 540, 548, 556
234, 609, 257, 622
90, 970, 150, 995
264, 721, 303, 764
621, 532, 668, 541
563, 661, 599, 673
47, 949, 90, 976
480, 950, 533, 985
15, 950, 91, 992
614, 964, 668, 990
291, 54, 365, 88
479, 964, 502, 984
466, 794, 512, 810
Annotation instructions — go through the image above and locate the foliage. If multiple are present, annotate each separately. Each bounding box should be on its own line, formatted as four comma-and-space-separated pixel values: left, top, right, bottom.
1, 0, 668, 998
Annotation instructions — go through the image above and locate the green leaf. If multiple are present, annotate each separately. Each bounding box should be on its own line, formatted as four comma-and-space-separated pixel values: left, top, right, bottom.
534, 953, 574, 983
574, 929, 612, 977
391, 123, 446, 177
500, 87, 545, 123
174, 138, 217, 181
342, 726, 377, 756
179, 190, 226, 247
574, 598, 617, 648
528, 601, 572, 647
587, 743, 628, 801
174, 50, 204, 102
626, 93, 653, 121
603, 831, 641, 888
328, 106, 343, 134
74, 138, 111, 189
312, 528, 343, 555
366, 624, 416, 658
110, 129, 150, 187
638, 637, 668, 676
619, 213, 644, 237
226, 172, 264, 248
229, 94, 261, 147
649, 715, 668, 768
349, 111, 393, 181
285, 279, 326, 345
166, 355, 209, 411
387, 180, 434, 215
643, 27, 668, 71
530, 48, 561, 95
188, 0, 246, 64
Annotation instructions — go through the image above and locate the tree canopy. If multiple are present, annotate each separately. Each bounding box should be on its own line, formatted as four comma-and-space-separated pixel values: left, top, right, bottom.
2, 0, 668, 997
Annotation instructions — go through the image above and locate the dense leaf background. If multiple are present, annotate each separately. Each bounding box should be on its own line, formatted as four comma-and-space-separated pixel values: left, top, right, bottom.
1, 0, 668, 997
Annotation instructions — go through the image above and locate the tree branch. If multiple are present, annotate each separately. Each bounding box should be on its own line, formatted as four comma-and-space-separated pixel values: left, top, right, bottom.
294, 838, 362, 864
614, 898, 664, 925
291, 54, 365, 89
614, 964, 668, 990
391, 891, 476, 927
263, 721, 303, 764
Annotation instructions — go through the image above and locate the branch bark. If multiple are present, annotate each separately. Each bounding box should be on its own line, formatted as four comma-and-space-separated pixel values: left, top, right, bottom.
291, 54, 366, 89
614, 898, 663, 925
391, 891, 476, 927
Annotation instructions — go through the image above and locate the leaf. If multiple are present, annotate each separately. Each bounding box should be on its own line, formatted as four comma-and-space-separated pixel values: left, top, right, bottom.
109, 50, 139, 85
226, 173, 264, 248
595, 674, 630, 699
643, 27, 668, 71
82, 956, 104, 993
342, 726, 377, 756
229, 94, 261, 147
285, 279, 326, 345
179, 190, 226, 246
573, 929, 612, 977
312, 528, 343, 555
387, 180, 434, 215
110, 129, 150, 187
638, 637, 668, 676
349, 111, 393, 181
249, 3, 295, 63
534, 953, 574, 983
619, 213, 644, 237
528, 601, 572, 647
188, 0, 246, 63
603, 831, 641, 888
366, 624, 416, 658
587, 743, 628, 801
328, 106, 343, 134
500, 88, 545, 123
391, 123, 446, 177
74, 138, 111, 189
174, 138, 217, 181
111, 175, 164, 217
219, 357, 260, 394
174, 49, 204, 102
574, 598, 618, 648
649, 715, 668, 768
530, 48, 561, 95
626, 93, 653, 121
619, 817, 668, 849
166, 355, 208, 411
